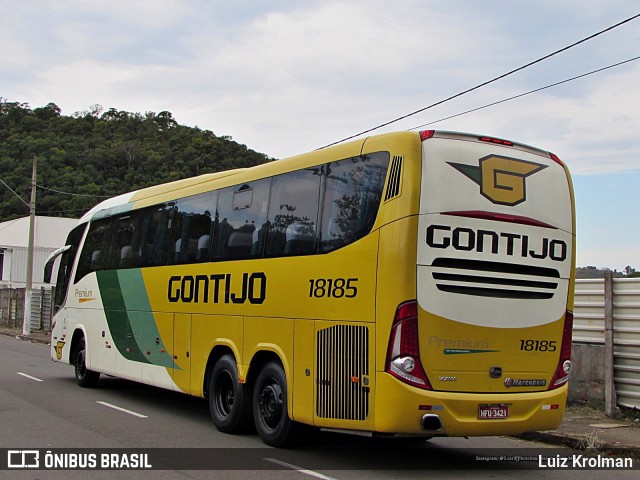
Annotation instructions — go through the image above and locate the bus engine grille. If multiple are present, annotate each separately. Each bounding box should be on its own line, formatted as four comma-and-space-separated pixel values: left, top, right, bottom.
316, 324, 370, 420
431, 258, 560, 299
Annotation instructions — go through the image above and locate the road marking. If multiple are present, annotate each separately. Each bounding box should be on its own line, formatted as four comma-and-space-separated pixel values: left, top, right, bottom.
264, 458, 336, 480
96, 401, 148, 418
17, 372, 43, 382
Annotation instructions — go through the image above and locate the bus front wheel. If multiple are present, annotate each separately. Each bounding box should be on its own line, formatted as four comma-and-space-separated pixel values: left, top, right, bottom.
209, 354, 251, 433
252, 361, 298, 447
74, 337, 100, 388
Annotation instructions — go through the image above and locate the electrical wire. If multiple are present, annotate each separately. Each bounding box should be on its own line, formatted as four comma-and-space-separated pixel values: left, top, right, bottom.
0, 177, 29, 208
35, 183, 111, 198
409, 55, 640, 130
319, 12, 640, 148
36, 207, 92, 215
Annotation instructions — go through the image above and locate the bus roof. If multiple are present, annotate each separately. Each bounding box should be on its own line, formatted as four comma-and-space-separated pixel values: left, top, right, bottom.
76, 130, 559, 225
77, 132, 391, 223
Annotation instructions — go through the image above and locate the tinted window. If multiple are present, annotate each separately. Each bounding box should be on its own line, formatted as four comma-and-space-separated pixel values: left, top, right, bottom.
170, 191, 217, 264
266, 169, 321, 256
109, 213, 140, 269
214, 179, 270, 260
75, 218, 112, 282
55, 224, 86, 307
138, 204, 174, 267
319, 152, 390, 253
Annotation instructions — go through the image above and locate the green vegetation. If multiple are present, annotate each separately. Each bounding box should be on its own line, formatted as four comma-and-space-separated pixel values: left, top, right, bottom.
576, 266, 640, 279
0, 99, 272, 220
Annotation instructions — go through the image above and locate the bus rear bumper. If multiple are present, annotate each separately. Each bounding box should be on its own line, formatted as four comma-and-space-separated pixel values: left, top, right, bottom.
374, 373, 568, 437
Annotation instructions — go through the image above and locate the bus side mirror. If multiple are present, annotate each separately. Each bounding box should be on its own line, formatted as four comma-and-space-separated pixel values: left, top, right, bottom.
44, 259, 55, 284
43, 245, 71, 284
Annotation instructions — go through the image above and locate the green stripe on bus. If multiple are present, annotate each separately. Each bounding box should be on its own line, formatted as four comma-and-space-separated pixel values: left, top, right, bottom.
97, 269, 175, 369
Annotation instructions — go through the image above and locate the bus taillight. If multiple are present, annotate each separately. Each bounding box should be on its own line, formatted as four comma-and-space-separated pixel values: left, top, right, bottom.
419, 130, 435, 141
549, 152, 566, 167
549, 310, 573, 389
478, 135, 513, 146
386, 301, 432, 389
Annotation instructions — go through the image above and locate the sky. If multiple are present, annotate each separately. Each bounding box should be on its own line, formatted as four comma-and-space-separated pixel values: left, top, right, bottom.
1, 0, 639, 270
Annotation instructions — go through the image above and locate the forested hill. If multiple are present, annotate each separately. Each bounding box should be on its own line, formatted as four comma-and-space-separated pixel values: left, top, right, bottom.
0, 100, 272, 221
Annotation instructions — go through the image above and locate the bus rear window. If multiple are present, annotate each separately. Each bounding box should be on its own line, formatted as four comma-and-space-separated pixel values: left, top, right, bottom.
319, 152, 389, 253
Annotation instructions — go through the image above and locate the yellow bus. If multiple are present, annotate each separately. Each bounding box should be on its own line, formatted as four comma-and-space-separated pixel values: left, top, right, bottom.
46, 130, 575, 446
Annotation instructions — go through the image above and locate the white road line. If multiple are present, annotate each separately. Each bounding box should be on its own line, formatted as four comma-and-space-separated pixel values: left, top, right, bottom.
96, 401, 148, 418
264, 458, 337, 480
17, 372, 43, 382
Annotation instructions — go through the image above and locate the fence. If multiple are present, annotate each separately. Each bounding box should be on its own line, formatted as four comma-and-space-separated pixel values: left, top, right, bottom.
573, 276, 640, 410
0, 286, 54, 332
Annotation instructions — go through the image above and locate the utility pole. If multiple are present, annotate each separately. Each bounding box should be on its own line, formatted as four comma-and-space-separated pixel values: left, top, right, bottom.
23, 156, 37, 336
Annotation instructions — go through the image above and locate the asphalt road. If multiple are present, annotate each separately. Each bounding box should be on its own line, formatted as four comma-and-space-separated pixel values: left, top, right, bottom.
0, 334, 636, 479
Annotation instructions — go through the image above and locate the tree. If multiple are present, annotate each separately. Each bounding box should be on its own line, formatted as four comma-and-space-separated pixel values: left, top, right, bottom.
0, 98, 272, 221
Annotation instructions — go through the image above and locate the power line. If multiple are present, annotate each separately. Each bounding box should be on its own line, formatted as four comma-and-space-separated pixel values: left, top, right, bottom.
37, 207, 92, 215
0, 176, 29, 208
409, 55, 640, 130
35, 183, 112, 198
320, 12, 640, 148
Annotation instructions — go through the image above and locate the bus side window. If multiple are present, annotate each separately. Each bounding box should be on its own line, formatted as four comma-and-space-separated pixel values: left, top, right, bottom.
75, 219, 112, 283
319, 152, 390, 253
214, 179, 270, 261
169, 191, 217, 265
108, 213, 140, 270
53, 224, 85, 310
266, 169, 321, 257
138, 204, 172, 267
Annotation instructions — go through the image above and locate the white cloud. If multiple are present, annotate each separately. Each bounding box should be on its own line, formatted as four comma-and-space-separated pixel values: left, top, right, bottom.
2, 0, 640, 269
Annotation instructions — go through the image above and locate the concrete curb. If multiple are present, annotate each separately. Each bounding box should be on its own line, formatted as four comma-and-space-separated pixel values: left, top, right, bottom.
0, 329, 50, 345
518, 431, 640, 458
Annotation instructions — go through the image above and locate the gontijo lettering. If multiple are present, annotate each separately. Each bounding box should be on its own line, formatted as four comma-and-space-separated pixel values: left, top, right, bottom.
167, 272, 266, 304
426, 224, 567, 262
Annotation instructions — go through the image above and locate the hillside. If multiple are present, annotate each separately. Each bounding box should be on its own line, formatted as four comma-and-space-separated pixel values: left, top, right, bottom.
0, 99, 272, 221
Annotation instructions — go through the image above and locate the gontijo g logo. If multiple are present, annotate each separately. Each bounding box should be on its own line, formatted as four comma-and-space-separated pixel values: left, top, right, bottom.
448, 155, 547, 206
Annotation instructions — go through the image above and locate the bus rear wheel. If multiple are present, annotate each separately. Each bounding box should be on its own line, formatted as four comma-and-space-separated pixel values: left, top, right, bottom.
252, 361, 298, 447
209, 354, 251, 433
74, 337, 100, 388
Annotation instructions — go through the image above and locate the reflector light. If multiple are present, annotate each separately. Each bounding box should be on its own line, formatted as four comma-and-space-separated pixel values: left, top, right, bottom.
419, 130, 435, 141
479, 136, 513, 146
418, 405, 444, 411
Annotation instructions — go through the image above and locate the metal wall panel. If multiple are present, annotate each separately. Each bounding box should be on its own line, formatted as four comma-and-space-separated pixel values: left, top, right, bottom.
574, 278, 640, 409
573, 279, 605, 344
612, 279, 640, 409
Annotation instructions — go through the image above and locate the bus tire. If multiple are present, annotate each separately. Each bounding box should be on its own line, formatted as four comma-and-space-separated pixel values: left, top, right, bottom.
74, 337, 100, 388
209, 354, 251, 433
252, 361, 298, 447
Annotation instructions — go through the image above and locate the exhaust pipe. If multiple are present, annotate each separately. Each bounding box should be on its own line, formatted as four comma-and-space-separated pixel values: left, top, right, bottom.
421, 414, 443, 433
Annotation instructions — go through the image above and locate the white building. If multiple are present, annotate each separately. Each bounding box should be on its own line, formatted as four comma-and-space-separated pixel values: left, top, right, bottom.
0, 216, 78, 288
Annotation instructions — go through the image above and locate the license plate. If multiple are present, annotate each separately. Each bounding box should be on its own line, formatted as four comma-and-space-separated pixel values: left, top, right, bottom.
478, 404, 509, 419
